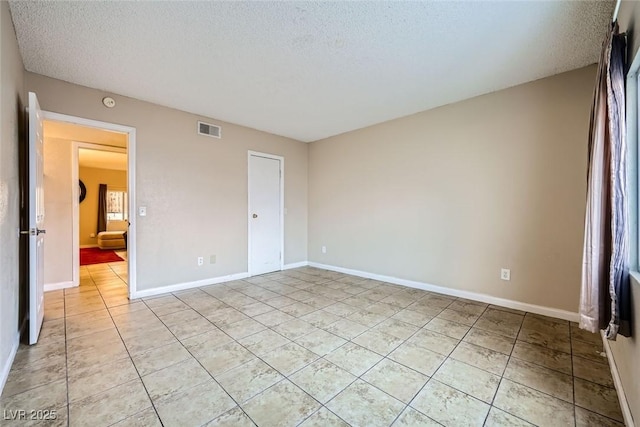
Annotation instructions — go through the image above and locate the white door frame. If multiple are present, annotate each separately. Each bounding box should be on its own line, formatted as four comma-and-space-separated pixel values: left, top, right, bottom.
42, 111, 137, 299
247, 150, 284, 276
72, 142, 127, 287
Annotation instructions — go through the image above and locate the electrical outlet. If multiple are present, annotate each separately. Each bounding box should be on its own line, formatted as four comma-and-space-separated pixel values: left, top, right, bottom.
90, 233, 95, 238
197, 256, 204, 266
321, 246, 327, 254
501, 268, 511, 281
210, 254, 216, 264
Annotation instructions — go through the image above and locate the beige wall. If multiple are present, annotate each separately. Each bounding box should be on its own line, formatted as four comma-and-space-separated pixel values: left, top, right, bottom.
0, 1, 25, 388
611, 275, 639, 424
79, 166, 127, 246
309, 66, 595, 313
607, 2, 640, 422
25, 72, 309, 292
43, 137, 73, 284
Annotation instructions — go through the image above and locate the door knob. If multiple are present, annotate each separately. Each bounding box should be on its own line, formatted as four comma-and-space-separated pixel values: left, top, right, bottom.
252, 214, 258, 218
20, 228, 46, 236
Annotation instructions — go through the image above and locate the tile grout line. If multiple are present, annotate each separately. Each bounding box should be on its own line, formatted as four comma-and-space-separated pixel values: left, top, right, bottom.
63, 284, 70, 426
398, 305, 578, 425
88, 266, 166, 427
570, 316, 578, 427
255, 274, 397, 426
315, 272, 508, 424
239, 279, 507, 425
485, 305, 530, 426
395, 300, 491, 425
45, 267, 622, 427
200, 284, 337, 425
176, 274, 386, 425
64, 269, 108, 420
308, 291, 459, 424
567, 328, 625, 425
146, 294, 262, 427
201, 278, 357, 425
461, 303, 497, 427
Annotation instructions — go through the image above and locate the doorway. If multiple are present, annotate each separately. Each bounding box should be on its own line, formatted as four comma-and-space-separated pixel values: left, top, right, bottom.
75, 143, 128, 286
40, 112, 137, 301
25, 93, 137, 345
248, 151, 284, 276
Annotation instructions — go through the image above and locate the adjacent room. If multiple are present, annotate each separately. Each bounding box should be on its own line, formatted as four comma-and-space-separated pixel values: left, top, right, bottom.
42, 120, 130, 298
0, 1, 638, 426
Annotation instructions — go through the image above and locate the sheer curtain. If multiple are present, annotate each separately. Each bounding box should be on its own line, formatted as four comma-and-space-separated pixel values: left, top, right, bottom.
580, 23, 631, 339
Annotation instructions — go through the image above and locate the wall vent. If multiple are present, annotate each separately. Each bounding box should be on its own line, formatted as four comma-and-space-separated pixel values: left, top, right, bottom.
197, 121, 222, 138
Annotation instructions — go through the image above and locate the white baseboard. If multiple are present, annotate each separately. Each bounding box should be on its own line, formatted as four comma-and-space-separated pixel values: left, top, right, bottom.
308, 262, 579, 322
0, 330, 20, 397
284, 261, 309, 270
44, 281, 74, 292
601, 331, 635, 427
133, 263, 313, 300
132, 272, 250, 299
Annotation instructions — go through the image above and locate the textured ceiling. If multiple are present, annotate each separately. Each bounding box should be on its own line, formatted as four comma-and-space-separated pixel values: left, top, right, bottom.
11, 1, 613, 142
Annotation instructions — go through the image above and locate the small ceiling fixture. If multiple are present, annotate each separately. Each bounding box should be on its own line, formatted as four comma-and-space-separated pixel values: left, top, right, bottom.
102, 96, 116, 108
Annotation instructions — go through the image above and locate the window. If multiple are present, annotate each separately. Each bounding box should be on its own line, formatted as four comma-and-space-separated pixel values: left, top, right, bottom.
630, 55, 640, 270
107, 190, 128, 221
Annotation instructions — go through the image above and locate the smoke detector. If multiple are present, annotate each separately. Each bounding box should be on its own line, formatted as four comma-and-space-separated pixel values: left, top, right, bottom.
102, 97, 116, 108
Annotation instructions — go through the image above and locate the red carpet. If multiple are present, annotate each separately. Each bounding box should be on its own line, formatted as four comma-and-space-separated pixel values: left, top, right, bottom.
80, 248, 125, 265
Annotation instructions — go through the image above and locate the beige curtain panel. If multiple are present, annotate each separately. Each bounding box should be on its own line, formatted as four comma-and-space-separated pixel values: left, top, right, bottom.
580, 23, 631, 340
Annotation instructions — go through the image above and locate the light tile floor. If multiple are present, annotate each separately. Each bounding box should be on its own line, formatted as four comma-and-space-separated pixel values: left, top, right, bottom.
0, 265, 624, 426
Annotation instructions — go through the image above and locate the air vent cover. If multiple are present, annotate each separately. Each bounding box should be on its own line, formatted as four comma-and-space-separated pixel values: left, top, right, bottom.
198, 121, 222, 138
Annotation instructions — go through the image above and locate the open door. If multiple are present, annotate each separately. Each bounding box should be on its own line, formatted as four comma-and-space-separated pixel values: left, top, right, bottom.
27, 92, 45, 345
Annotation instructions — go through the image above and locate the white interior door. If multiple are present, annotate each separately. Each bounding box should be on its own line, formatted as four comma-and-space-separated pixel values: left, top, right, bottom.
28, 92, 45, 345
249, 153, 282, 276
